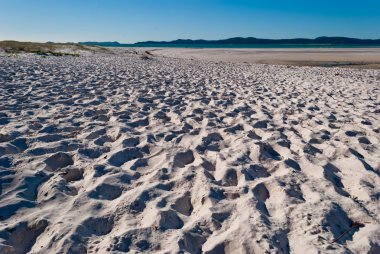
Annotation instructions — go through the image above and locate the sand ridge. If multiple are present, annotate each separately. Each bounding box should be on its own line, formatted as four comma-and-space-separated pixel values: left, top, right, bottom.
0, 49, 379, 253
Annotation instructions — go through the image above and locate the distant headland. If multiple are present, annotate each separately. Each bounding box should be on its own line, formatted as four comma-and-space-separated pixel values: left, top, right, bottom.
79, 37, 380, 47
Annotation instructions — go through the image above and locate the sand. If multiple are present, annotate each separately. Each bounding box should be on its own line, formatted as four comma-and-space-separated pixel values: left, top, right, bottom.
0, 48, 379, 253
153, 47, 380, 69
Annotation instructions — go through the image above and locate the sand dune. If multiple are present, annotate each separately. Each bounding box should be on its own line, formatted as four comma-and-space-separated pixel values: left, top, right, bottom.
0, 49, 379, 253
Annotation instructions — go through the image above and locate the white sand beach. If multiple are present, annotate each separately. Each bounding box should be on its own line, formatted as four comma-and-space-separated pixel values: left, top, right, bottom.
154, 47, 380, 69
0, 48, 379, 253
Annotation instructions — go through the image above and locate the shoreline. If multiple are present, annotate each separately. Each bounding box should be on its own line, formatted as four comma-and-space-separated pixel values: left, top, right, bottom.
146, 47, 380, 70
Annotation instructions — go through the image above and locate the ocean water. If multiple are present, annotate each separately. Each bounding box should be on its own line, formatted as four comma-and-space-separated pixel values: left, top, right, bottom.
118, 44, 380, 49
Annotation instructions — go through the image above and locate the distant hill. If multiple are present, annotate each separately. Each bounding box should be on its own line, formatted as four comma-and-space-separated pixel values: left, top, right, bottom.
79, 41, 122, 47
134, 37, 380, 45
78, 37, 380, 47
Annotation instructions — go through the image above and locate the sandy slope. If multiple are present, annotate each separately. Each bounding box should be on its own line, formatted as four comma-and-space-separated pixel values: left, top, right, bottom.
0, 50, 379, 254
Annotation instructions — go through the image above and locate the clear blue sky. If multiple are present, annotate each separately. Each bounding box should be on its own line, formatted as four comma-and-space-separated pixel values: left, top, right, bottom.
1, 0, 379, 43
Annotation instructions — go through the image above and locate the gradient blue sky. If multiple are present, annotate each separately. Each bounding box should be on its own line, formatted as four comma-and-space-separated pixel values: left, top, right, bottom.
1, 0, 379, 43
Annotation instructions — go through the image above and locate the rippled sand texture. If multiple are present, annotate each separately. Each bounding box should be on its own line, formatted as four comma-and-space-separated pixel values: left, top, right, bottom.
0, 51, 379, 254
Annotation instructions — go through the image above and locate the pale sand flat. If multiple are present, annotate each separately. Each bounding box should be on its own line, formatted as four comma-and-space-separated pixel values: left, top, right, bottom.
153, 47, 380, 69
